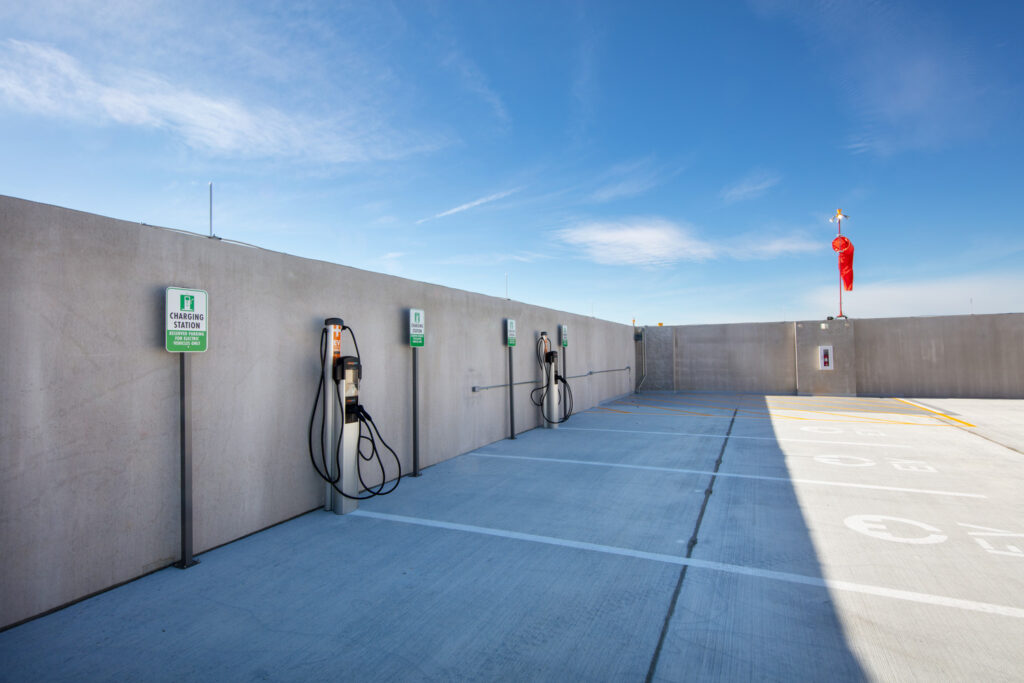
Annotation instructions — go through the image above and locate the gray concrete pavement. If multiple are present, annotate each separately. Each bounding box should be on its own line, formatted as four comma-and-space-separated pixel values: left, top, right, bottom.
908, 397, 1024, 454
1, 392, 1021, 681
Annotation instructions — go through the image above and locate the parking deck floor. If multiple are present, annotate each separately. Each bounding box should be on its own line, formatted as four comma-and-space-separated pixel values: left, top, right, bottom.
2, 392, 1022, 681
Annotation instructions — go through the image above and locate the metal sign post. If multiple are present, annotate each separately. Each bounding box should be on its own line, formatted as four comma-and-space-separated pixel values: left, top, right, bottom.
506, 319, 516, 439
559, 323, 568, 382
409, 309, 424, 476
166, 287, 207, 569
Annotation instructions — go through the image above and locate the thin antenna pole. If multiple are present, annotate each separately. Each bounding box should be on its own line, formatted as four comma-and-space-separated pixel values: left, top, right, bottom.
208, 182, 213, 237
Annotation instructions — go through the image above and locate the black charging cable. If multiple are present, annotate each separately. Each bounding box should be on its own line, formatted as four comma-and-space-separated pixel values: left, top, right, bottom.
308, 326, 401, 499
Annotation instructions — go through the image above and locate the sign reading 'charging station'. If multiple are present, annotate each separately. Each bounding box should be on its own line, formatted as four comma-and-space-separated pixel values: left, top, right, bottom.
409, 309, 425, 347
166, 287, 208, 352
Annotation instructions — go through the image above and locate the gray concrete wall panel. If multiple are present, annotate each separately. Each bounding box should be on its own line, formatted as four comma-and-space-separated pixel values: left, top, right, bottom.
794, 319, 857, 396
673, 322, 796, 393
0, 196, 633, 628
640, 326, 675, 390
854, 314, 1024, 398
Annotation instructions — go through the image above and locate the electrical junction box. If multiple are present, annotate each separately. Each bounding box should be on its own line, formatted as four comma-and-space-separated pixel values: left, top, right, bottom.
506, 319, 516, 346
559, 323, 568, 348
819, 345, 834, 371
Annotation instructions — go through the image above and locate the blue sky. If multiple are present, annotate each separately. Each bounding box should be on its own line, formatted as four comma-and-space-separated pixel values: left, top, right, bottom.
2, 1, 1022, 324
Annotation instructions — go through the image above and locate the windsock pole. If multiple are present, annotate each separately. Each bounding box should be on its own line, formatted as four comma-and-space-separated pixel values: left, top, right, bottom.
831, 209, 849, 318
836, 213, 843, 318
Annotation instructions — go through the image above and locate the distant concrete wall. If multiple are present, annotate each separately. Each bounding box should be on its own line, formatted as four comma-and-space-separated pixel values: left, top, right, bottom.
0, 196, 633, 629
640, 326, 674, 390
674, 322, 796, 393
855, 314, 1024, 398
643, 314, 1023, 398
640, 322, 796, 394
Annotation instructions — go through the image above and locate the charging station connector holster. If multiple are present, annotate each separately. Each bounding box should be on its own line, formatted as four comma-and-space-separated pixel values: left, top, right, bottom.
344, 396, 359, 423
545, 350, 559, 364
338, 355, 361, 423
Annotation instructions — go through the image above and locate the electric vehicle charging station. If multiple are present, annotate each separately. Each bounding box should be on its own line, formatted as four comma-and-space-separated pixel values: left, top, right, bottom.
543, 332, 560, 428
532, 331, 573, 428
309, 317, 401, 514
322, 318, 359, 513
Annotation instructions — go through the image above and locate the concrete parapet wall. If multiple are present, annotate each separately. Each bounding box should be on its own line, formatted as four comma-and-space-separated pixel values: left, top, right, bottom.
674, 322, 796, 393
0, 196, 633, 628
640, 313, 1023, 398
854, 314, 1024, 398
795, 319, 856, 396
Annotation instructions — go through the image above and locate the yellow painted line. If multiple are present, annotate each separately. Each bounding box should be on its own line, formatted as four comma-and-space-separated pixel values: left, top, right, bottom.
895, 398, 976, 428
606, 405, 945, 427
636, 395, 939, 425
594, 405, 635, 415
625, 396, 733, 412
643, 394, 918, 417
762, 412, 941, 427
767, 398, 920, 414
614, 401, 716, 417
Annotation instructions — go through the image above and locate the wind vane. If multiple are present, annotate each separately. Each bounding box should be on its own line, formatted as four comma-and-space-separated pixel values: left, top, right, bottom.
829, 209, 854, 318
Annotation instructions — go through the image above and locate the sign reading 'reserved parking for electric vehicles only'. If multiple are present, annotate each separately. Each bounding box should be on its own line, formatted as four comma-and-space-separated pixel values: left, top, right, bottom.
166, 287, 208, 352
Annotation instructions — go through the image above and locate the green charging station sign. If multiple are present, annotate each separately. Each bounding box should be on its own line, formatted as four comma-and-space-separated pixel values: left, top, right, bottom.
506, 319, 516, 346
409, 308, 425, 347
166, 287, 208, 352
560, 323, 568, 347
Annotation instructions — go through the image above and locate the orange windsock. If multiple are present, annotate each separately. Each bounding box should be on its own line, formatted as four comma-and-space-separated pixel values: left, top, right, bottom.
832, 235, 854, 291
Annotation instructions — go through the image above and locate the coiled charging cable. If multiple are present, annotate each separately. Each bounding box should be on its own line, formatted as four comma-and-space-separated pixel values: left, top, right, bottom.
308, 327, 401, 499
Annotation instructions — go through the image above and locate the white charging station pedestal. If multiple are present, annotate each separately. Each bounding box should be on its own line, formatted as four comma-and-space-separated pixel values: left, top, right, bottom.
323, 319, 359, 514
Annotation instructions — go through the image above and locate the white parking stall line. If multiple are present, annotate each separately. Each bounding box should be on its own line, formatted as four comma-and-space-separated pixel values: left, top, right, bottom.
467, 452, 985, 499
352, 510, 1024, 619
561, 426, 912, 449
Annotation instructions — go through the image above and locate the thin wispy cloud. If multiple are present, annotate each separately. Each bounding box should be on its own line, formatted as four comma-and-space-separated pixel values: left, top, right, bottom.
753, 1, 997, 155
558, 217, 820, 266
558, 218, 715, 266
722, 233, 820, 260
416, 187, 522, 224
568, 22, 600, 143
719, 170, 781, 203
589, 157, 665, 203
377, 251, 406, 276
437, 250, 553, 266
0, 39, 441, 162
443, 51, 509, 124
